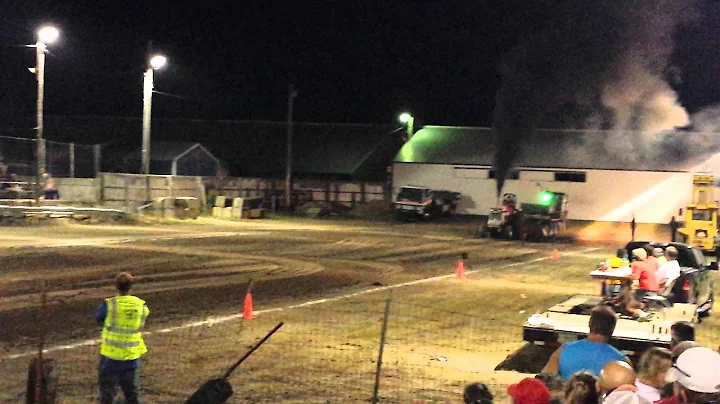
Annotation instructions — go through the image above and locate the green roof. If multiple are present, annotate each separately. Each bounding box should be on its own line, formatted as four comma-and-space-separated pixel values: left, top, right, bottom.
395, 126, 720, 172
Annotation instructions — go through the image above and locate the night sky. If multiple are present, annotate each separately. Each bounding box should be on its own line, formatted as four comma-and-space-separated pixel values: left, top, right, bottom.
2, 1, 720, 133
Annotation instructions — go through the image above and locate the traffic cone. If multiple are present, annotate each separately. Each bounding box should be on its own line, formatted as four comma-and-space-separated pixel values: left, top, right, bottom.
551, 249, 559, 262
243, 292, 256, 320
456, 261, 465, 279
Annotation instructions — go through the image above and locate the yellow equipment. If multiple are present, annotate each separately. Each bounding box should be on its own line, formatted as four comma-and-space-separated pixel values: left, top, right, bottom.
678, 174, 719, 252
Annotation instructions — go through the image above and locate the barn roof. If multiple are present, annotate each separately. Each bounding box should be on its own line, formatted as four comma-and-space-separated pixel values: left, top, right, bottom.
124, 141, 218, 162
39, 116, 400, 180
395, 126, 720, 172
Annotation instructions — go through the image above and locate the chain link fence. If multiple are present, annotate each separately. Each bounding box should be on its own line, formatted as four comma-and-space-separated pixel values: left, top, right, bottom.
0, 135, 100, 178
2, 291, 719, 403
0, 293, 526, 403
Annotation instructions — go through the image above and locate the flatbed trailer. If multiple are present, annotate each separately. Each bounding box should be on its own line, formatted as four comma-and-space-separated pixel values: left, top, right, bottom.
523, 295, 697, 354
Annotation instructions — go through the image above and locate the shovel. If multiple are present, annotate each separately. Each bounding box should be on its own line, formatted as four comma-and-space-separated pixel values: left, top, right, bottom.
186, 322, 284, 404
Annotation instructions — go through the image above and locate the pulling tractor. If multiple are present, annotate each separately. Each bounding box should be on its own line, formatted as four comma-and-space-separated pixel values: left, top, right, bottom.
480, 191, 568, 241
677, 174, 720, 254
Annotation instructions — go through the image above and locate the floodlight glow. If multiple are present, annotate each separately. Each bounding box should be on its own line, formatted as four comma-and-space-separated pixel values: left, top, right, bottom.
38, 26, 59, 44
399, 113, 413, 124
149, 55, 167, 70
539, 191, 554, 205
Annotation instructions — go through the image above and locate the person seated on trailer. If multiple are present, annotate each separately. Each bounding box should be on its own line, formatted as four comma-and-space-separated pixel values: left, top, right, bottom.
608, 248, 631, 269
604, 279, 653, 321
630, 248, 660, 301
656, 246, 681, 289
644, 245, 661, 271
653, 247, 668, 266
602, 249, 631, 297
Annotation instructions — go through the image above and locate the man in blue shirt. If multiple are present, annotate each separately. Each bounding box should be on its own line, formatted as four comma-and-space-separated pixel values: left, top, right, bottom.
541, 305, 631, 379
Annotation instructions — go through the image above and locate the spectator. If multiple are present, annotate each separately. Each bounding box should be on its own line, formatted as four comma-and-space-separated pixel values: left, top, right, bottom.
660, 341, 703, 400
564, 371, 599, 404
658, 347, 720, 404
541, 306, 630, 379
0, 164, 9, 190
463, 382, 494, 404
598, 361, 637, 397
669, 321, 695, 350
643, 245, 660, 271
653, 248, 668, 266
507, 378, 550, 404
535, 373, 565, 404
602, 390, 652, 404
8, 174, 23, 198
604, 280, 651, 321
42, 171, 60, 200
656, 247, 681, 289
608, 249, 630, 269
635, 347, 672, 402
630, 248, 659, 301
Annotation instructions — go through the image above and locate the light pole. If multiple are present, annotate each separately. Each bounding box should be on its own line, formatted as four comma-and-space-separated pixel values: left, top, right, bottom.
141, 54, 167, 174
285, 84, 298, 211
399, 112, 414, 140
32, 26, 59, 202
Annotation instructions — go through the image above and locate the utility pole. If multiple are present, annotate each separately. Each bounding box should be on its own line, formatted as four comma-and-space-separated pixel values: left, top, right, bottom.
285, 84, 297, 211
141, 41, 153, 175
35, 41, 46, 203
140, 42, 167, 175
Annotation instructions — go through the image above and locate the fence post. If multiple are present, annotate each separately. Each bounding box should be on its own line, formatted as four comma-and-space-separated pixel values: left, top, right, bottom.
69, 143, 75, 178
93, 144, 102, 177
123, 176, 130, 212
371, 295, 392, 404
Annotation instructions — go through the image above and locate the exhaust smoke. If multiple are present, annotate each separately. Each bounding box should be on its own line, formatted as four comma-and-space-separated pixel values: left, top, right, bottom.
492, 0, 697, 196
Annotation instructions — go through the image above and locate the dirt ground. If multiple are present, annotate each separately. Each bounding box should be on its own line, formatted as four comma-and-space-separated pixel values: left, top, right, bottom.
0, 217, 717, 403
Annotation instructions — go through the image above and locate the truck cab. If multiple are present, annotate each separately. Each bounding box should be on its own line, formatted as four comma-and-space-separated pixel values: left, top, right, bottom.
394, 186, 460, 221
394, 186, 434, 220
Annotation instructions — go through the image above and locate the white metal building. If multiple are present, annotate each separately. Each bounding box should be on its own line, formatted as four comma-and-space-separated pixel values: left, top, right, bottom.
392, 126, 720, 224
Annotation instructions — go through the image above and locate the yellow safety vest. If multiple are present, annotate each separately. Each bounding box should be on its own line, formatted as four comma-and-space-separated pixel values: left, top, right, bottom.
100, 295, 149, 361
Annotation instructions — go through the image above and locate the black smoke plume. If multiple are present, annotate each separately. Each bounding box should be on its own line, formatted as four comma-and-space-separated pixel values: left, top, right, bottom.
492, 0, 696, 196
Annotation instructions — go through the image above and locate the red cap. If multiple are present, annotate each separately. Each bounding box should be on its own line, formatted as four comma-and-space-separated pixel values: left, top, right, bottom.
507, 378, 551, 404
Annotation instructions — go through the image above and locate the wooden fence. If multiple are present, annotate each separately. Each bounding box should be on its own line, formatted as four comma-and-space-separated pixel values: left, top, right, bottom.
99, 173, 206, 211
205, 177, 389, 209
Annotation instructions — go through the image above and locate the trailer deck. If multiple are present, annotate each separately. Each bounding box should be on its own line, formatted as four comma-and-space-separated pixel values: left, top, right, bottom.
523, 294, 697, 353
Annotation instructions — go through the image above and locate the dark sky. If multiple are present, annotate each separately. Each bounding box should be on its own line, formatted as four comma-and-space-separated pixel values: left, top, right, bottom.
1, 0, 720, 129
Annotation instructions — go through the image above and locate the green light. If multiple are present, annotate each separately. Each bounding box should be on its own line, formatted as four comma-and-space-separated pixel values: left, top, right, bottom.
399, 112, 413, 124
539, 191, 554, 205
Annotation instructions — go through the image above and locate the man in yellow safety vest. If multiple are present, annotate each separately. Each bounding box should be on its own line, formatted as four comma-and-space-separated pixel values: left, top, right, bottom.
96, 272, 149, 404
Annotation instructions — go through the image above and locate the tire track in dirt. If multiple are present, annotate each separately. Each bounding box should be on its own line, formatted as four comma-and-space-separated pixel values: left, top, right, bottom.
2, 247, 601, 360
0, 242, 327, 313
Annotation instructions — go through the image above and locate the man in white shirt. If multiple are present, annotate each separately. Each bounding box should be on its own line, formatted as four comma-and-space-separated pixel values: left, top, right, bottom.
656, 246, 681, 286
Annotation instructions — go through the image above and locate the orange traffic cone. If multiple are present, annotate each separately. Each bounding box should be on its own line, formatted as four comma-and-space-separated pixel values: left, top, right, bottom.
551, 249, 559, 262
456, 261, 465, 279
243, 292, 256, 320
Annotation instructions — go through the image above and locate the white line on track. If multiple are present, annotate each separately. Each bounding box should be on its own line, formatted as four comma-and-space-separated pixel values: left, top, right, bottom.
4, 246, 601, 360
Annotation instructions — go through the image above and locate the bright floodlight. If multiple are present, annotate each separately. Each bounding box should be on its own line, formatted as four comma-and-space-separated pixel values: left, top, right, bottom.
149, 55, 167, 70
399, 112, 413, 124
37, 26, 59, 44
539, 191, 554, 205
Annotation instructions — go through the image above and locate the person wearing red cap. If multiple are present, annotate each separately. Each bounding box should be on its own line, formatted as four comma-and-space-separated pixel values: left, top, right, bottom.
507, 377, 551, 404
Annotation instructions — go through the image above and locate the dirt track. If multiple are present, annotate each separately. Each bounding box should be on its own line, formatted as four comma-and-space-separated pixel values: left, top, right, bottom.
0, 217, 559, 349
